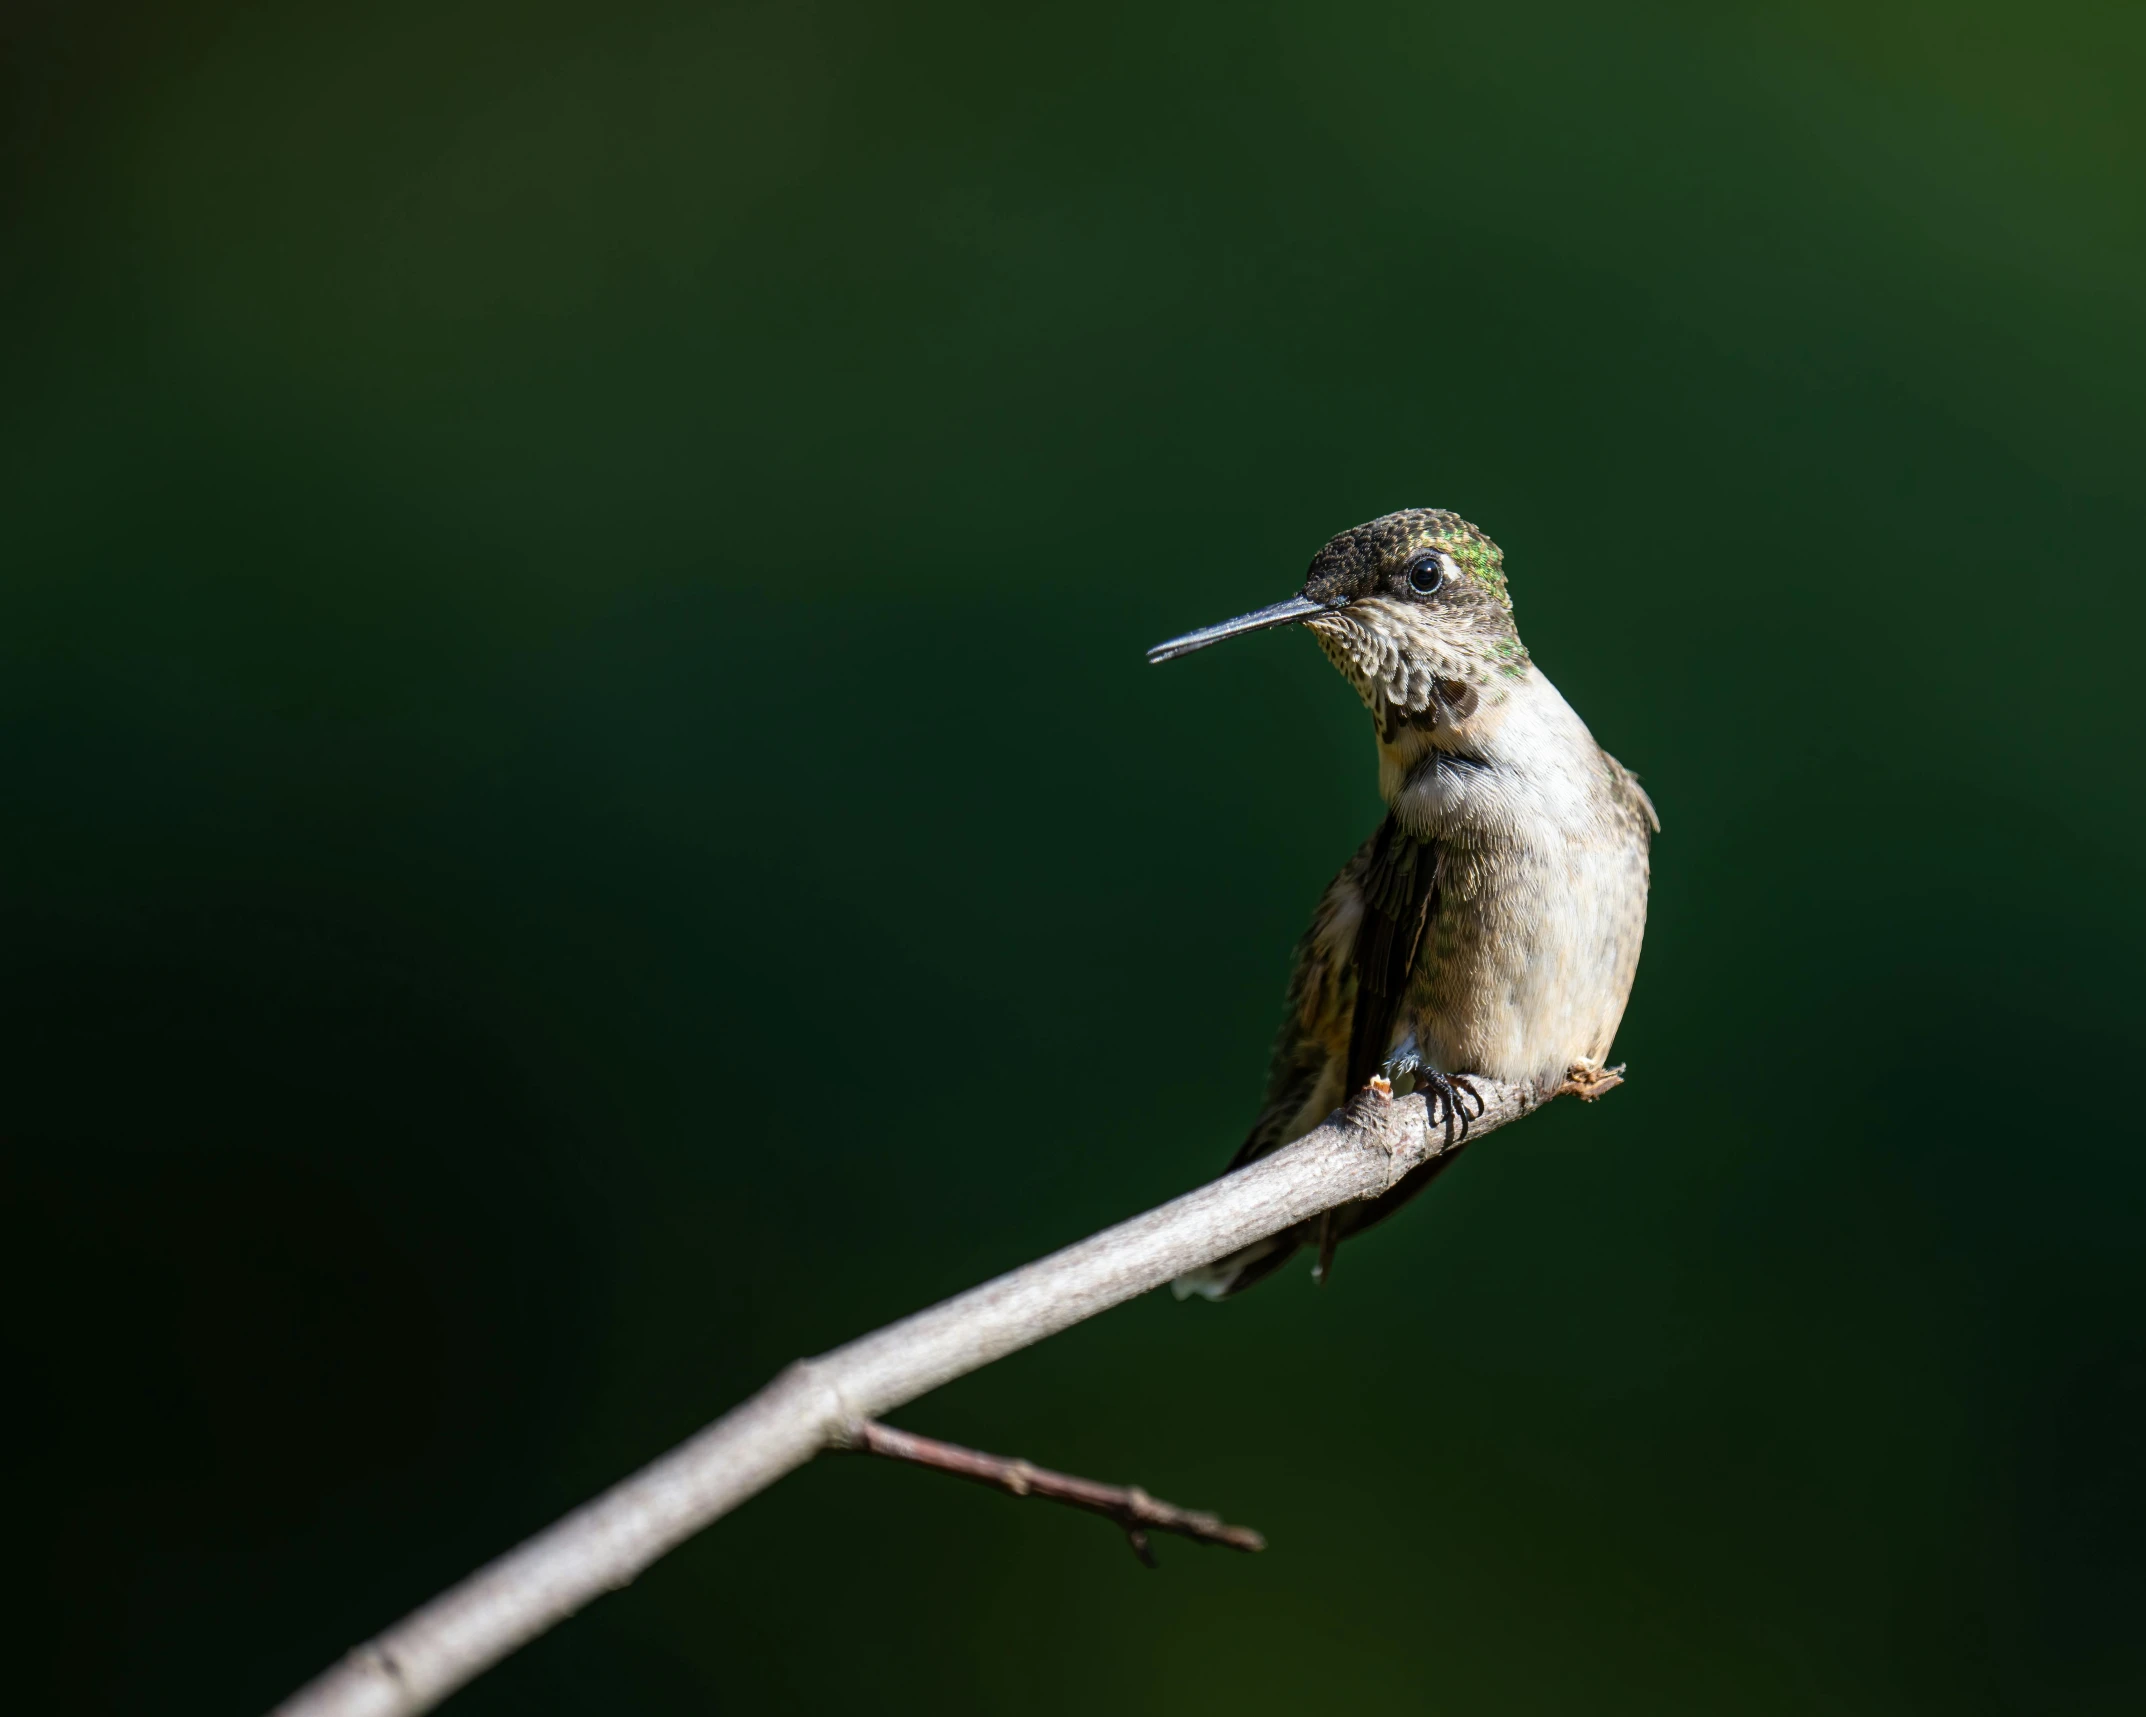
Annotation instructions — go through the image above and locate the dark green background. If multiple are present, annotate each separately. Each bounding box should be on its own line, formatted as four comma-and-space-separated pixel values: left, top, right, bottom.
9, 1, 2144, 1711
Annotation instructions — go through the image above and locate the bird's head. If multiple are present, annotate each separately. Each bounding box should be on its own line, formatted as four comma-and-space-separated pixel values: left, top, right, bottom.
1148, 509, 1530, 743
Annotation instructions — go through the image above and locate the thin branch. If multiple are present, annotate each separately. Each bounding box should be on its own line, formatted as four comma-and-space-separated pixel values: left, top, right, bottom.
846, 1418, 1266, 1563
273, 1071, 1581, 1717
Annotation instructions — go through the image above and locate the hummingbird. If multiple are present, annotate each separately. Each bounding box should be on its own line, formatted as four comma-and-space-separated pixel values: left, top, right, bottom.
1151, 509, 1657, 1298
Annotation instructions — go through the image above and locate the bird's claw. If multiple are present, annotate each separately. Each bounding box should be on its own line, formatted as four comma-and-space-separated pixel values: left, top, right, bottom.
1419, 1069, 1484, 1150
1377, 1039, 1483, 1150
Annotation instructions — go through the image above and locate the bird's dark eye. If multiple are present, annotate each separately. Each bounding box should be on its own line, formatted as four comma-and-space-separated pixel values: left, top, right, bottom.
1407, 554, 1446, 596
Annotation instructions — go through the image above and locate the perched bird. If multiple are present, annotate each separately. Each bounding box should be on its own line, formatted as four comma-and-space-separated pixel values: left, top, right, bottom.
1151, 509, 1657, 1298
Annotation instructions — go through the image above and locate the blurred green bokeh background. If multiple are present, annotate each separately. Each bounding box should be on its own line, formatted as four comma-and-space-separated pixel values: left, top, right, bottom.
8, 1, 2145, 1711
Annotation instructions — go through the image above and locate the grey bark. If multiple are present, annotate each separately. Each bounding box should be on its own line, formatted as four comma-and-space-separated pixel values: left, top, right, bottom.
274, 1072, 1572, 1717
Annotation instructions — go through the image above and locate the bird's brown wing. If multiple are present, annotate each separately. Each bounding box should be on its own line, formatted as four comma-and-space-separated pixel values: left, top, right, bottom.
1185, 818, 1444, 1298
1223, 851, 1363, 1175
1222, 814, 1442, 1172
1345, 814, 1441, 1097
1322, 815, 1466, 1251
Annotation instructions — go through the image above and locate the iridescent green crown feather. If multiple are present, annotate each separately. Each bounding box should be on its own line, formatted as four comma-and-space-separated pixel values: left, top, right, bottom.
1303, 509, 1511, 613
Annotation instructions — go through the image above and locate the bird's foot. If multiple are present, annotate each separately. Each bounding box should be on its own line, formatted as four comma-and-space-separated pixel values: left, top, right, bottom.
1380, 1039, 1483, 1150
1555, 1059, 1625, 1102
1420, 1069, 1484, 1149
1379, 1035, 1421, 1096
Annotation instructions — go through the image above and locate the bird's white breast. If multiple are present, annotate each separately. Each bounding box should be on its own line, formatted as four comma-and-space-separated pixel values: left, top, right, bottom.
1385, 670, 1652, 1089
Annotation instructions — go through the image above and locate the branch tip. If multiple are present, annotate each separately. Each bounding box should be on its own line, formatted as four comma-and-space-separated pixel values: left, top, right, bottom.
1555, 1060, 1626, 1101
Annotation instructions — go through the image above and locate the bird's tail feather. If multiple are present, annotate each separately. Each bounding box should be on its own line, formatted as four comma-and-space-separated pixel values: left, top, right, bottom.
1171, 1148, 1469, 1301
1170, 1231, 1302, 1301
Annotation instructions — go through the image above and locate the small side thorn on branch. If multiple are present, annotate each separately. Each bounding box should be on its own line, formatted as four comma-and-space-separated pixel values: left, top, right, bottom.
845, 1420, 1266, 1563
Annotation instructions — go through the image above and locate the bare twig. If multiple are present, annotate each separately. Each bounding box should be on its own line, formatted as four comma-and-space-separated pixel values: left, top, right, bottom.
846, 1418, 1266, 1562
273, 1070, 1588, 1717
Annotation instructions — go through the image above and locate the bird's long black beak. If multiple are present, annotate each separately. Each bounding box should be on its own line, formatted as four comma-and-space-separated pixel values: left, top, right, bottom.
1146, 594, 1327, 664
